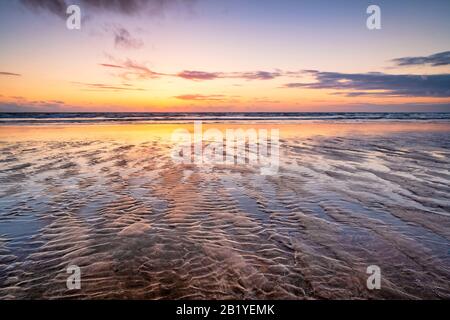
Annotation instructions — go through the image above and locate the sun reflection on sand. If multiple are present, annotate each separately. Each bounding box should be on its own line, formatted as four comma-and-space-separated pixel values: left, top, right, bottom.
1, 122, 449, 142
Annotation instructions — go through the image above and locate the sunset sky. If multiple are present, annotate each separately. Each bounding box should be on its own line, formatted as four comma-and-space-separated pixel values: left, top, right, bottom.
0, 0, 449, 112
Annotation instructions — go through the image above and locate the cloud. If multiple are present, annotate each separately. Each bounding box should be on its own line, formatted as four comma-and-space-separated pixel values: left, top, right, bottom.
83, 0, 197, 16
104, 24, 144, 50
175, 70, 290, 81
176, 70, 222, 81
0, 96, 70, 112
324, 102, 450, 112
392, 51, 450, 67
99, 63, 124, 69
114, 28, 143, 50
73, 81, 145, 91
100, 59, 164, 80
0, 72, 21, 77
252, 98, 281, 104
174, 94, 227, 101
100, 55, 302, 82
231, 70, 283, 80
101, 62, 294, 82
175, 69, 302, 81
20, 0, 67, 17
20, 0, 197, 18
284, 71, 450, 97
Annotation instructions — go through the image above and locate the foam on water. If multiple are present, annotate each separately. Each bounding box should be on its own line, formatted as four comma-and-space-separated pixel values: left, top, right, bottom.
1, 112, 450, 125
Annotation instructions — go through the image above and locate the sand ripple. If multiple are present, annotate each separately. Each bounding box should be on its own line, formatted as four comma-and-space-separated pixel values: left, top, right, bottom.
0, 129, 449, 299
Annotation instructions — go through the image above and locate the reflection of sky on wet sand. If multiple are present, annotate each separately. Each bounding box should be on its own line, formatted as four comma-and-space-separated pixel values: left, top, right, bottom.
0, 122, 449, 299
2, 122, 450, 142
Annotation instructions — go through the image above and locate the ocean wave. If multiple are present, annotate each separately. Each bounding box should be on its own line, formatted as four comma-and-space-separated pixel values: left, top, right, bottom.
1, 112, 450, 125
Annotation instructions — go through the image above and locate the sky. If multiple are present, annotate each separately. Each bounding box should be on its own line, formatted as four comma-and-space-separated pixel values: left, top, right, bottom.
0, 0, 449, 112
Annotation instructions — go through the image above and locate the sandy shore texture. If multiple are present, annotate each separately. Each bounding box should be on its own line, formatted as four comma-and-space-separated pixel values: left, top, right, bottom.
0, 122, 449, 299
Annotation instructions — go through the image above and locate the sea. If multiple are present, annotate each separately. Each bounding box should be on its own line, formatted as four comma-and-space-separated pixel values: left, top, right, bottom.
0, 112, 449, 124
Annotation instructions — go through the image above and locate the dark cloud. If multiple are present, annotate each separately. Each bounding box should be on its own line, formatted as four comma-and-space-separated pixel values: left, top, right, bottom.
0, 72, 21, 77
341, 102, 450, 112
20, 0, 67, 17
20, 0, 197, 17
300, 69, 319, 74
111, 26, 144, 50
392, 51, 450, 67
284, 71, 450, 97
83, 0, 197, 16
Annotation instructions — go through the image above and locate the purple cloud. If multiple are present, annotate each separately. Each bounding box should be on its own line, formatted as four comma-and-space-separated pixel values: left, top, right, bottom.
284, 71, 450, 97
176, 70, 222, 81
392, 51, 450, 67
232, 70, 283, 80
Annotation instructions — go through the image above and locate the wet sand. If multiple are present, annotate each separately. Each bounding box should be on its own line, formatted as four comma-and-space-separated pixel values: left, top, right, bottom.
0, 122, 449, 299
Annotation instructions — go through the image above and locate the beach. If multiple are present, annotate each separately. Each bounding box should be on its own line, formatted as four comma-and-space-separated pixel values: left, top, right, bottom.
0, 121, 449, 299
